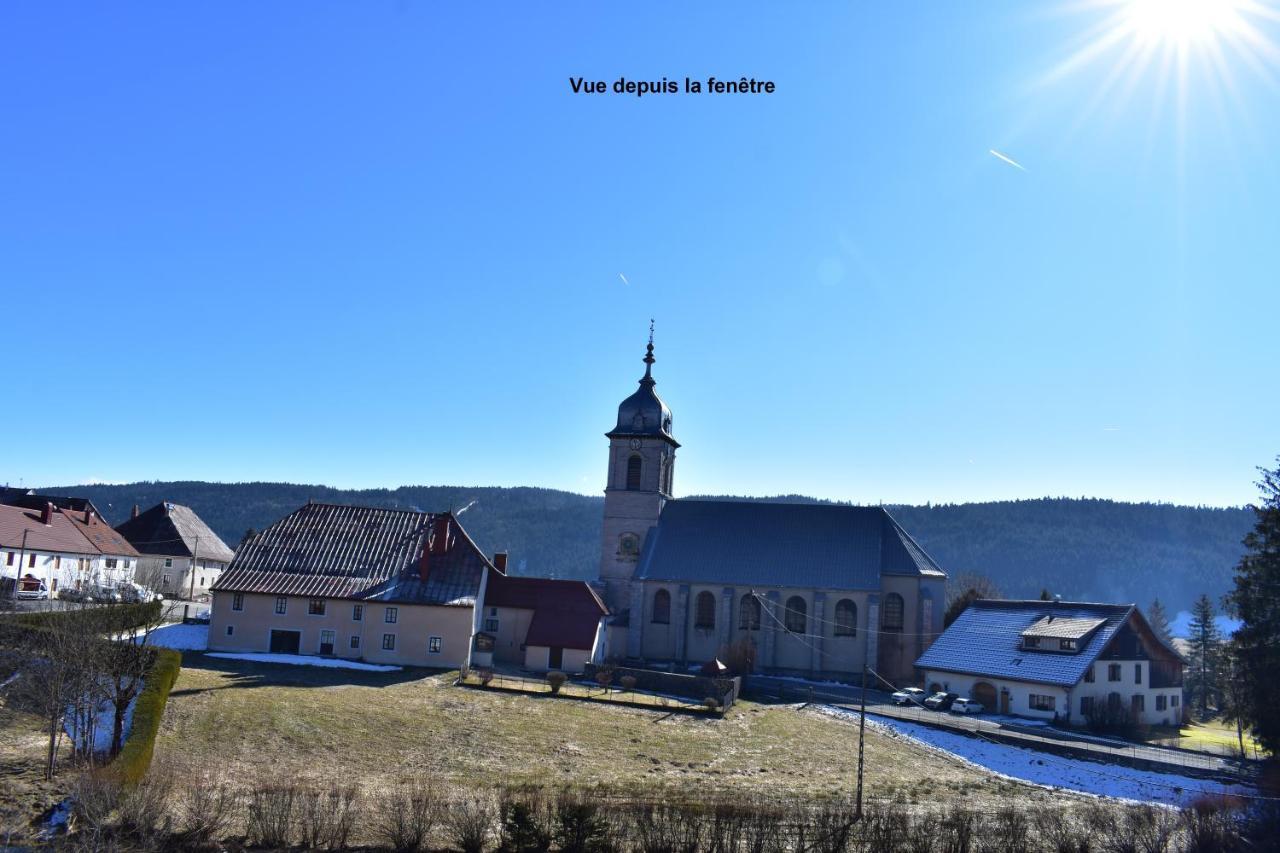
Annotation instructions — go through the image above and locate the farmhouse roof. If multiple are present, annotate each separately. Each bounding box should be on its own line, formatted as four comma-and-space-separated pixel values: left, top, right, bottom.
634, 500, 946, 590
114, 502, 235, 563
484, 573, 607, 650
915, 600, 1141, 687
212, 503, 489, 607
1, 489, 108, 519
61, 508, 139, 558
0, 504, 98, 555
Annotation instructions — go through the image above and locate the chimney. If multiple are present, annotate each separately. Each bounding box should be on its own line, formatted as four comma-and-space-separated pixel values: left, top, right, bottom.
430, 515, 452, 556
41, 502, 53, 525
131, 504, 140, 519
493, 552, 508, 574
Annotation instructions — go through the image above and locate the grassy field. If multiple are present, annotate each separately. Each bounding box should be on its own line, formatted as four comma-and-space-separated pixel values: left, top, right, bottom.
154, 655, 1081, 811
0, 704, 72, 845
1151, 719, 1269, 759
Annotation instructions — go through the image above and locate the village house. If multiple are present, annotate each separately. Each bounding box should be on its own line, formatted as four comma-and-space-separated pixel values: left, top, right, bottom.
0, 502, 140, 596
209, 501, 610, 672
596, 336, 947, 685
916, 599, 1186, 727
478, 567, 608, 672
208, 503, 486, 668
114, 502, 235, 599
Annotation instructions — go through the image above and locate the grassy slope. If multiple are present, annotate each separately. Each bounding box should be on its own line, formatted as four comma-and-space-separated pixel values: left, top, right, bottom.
154, 658, 1075, 810
0, 705, 72, 843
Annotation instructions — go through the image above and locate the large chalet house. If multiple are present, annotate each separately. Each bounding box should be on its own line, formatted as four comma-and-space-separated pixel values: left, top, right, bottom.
0, 499, 140, 596
115, 502, 235, 599
209, 502, 607, 672
916, 600, 1186, 727
595, 338, 947, 685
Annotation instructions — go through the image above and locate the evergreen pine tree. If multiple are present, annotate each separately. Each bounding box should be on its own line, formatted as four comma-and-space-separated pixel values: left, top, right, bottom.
1147, 598, 1173, 647
1226, 458, 1280, 754
1186, 593, 1223, 719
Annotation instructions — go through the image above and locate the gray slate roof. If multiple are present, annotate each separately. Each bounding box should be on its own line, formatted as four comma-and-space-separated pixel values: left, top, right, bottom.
634, 501, 946, 590
114, 502, 235, 563
211, 502, 489, 607
915, 600, 1135, 687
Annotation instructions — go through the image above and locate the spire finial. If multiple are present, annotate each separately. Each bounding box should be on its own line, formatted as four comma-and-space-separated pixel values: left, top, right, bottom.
643, 319, 655, 378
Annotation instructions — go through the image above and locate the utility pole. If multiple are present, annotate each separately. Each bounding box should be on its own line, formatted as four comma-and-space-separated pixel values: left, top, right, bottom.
12, 529, 28, 606
857, 662, 866, 820
188, 535, 200, 602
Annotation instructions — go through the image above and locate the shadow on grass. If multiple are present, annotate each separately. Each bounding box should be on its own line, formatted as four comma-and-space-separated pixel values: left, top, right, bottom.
169, 651, 447, 695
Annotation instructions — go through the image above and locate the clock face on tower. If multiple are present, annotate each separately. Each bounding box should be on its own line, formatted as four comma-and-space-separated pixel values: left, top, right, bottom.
629, 438, 642, 450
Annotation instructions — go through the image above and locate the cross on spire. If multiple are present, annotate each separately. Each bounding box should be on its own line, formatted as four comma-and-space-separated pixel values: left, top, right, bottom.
643, 319, 656, 378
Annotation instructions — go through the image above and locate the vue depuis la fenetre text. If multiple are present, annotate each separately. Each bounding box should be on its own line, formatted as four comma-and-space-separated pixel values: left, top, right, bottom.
570, 76, 775, 97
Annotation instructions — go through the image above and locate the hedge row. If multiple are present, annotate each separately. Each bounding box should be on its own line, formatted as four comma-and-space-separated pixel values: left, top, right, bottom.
1, 600, 162, 634
115, 646, 182, 784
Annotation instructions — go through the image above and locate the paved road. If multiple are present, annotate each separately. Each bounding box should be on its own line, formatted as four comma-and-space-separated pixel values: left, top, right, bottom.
746, 675, 1255, 782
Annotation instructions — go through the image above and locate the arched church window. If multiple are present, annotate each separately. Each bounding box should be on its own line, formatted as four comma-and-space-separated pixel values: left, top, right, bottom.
626, 454, 643, 490
651, 589, 670, 624
881, 593, 904, 631
784, 596, 807, 633
619, 533, 640, 556
834, 599, 857, 636
739, 594, 761, 630
694, 591, 716, 629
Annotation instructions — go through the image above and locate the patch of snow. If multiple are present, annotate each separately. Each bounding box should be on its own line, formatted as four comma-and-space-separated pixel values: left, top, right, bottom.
38, 798, 74, 840
65, 693, 136, 756
135, 622, 209, 651
818, 706, 1255, 805
206, 653, 401, 672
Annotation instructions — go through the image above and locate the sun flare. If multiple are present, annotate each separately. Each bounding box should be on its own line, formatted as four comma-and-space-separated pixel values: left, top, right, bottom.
1124, 0, 1249, 47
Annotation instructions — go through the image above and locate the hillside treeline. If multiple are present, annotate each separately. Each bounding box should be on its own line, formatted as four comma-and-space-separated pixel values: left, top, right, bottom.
40, 482, 1252, 614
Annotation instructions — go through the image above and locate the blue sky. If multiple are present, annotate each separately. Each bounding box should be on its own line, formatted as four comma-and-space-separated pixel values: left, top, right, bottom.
3, 1, 1278, 507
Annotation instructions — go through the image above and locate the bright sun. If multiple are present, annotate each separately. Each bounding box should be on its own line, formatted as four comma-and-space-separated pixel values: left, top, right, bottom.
1124, 0, 1248, 47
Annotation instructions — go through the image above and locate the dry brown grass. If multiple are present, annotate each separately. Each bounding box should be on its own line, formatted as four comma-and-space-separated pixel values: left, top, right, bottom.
0, 703, 74, 845
154, 657, 1084, 811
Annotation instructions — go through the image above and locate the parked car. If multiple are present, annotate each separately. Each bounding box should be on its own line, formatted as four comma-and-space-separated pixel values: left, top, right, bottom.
118, 582, 161, 603
15, 576, 49, 600
891, 687, 927, 706
923, 691, 959, 711
58, 587, 93, 603
87, 584, 121, 603
950, 697, 984, 714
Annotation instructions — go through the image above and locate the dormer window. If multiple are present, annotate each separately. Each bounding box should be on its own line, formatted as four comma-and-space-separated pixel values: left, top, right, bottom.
1024, 636, 1040, 649
1059, 638, 1077, 651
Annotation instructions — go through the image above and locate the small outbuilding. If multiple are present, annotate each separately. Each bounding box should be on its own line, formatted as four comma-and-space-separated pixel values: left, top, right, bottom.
479, 570, 608, 673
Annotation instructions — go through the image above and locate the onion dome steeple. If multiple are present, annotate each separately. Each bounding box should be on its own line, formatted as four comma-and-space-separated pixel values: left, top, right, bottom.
607, 322, 678, 446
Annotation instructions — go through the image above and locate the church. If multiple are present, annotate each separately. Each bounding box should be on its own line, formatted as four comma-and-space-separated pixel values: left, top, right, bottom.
597, 336, 947, 685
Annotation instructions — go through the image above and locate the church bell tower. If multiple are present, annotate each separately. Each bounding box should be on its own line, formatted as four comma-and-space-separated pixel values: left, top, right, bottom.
598, 327, 678, 614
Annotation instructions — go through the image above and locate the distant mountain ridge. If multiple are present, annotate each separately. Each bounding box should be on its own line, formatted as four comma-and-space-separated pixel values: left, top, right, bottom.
36, 481, 1253, 614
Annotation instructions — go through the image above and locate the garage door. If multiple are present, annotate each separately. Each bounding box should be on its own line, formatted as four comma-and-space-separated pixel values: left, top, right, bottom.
973, 682, 998, 709
269, 630, 301, 655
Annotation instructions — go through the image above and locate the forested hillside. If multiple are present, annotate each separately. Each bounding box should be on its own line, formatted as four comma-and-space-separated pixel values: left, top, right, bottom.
38, 481, 1253, 614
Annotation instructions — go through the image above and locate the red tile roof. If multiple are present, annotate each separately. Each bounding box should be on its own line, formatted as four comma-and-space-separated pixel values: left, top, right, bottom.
0, 504, 98, 554
61, 508, 139, 557
484, 573, 607, 650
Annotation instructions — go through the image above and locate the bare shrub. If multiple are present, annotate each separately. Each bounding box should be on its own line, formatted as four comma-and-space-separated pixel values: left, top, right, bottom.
171, 776, 238, 847
858, 801, 909, 852
628, 801, 704, 853
1121, 804, 1178, 853
1180, 798, 1243, 853
1032, 806, 1092, 853
979, 806, 1028, 853
115, 761, 174, 846
555, 791, 613, 853
447, 791, 497, 853
620, 675, 638, 694
71, 769, 123, 841
939, 806, 975, 853
299, 783, 360, 850
705, 802, 750, 853
905, 808, 940, 853
248, 780, 298, 850
374, 781, 440, 852
594, 667, 615, 692
547, 671, 568, 694
742, 798, 784, 853
810, 800, 859, 853
499, 789, 553, 853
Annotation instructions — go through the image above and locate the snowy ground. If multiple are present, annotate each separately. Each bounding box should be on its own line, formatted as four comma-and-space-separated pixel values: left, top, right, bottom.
65, 693, 136, 756
206, 652, 401, 672
819, 706, 1255, 805
135, 622, 210, 651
